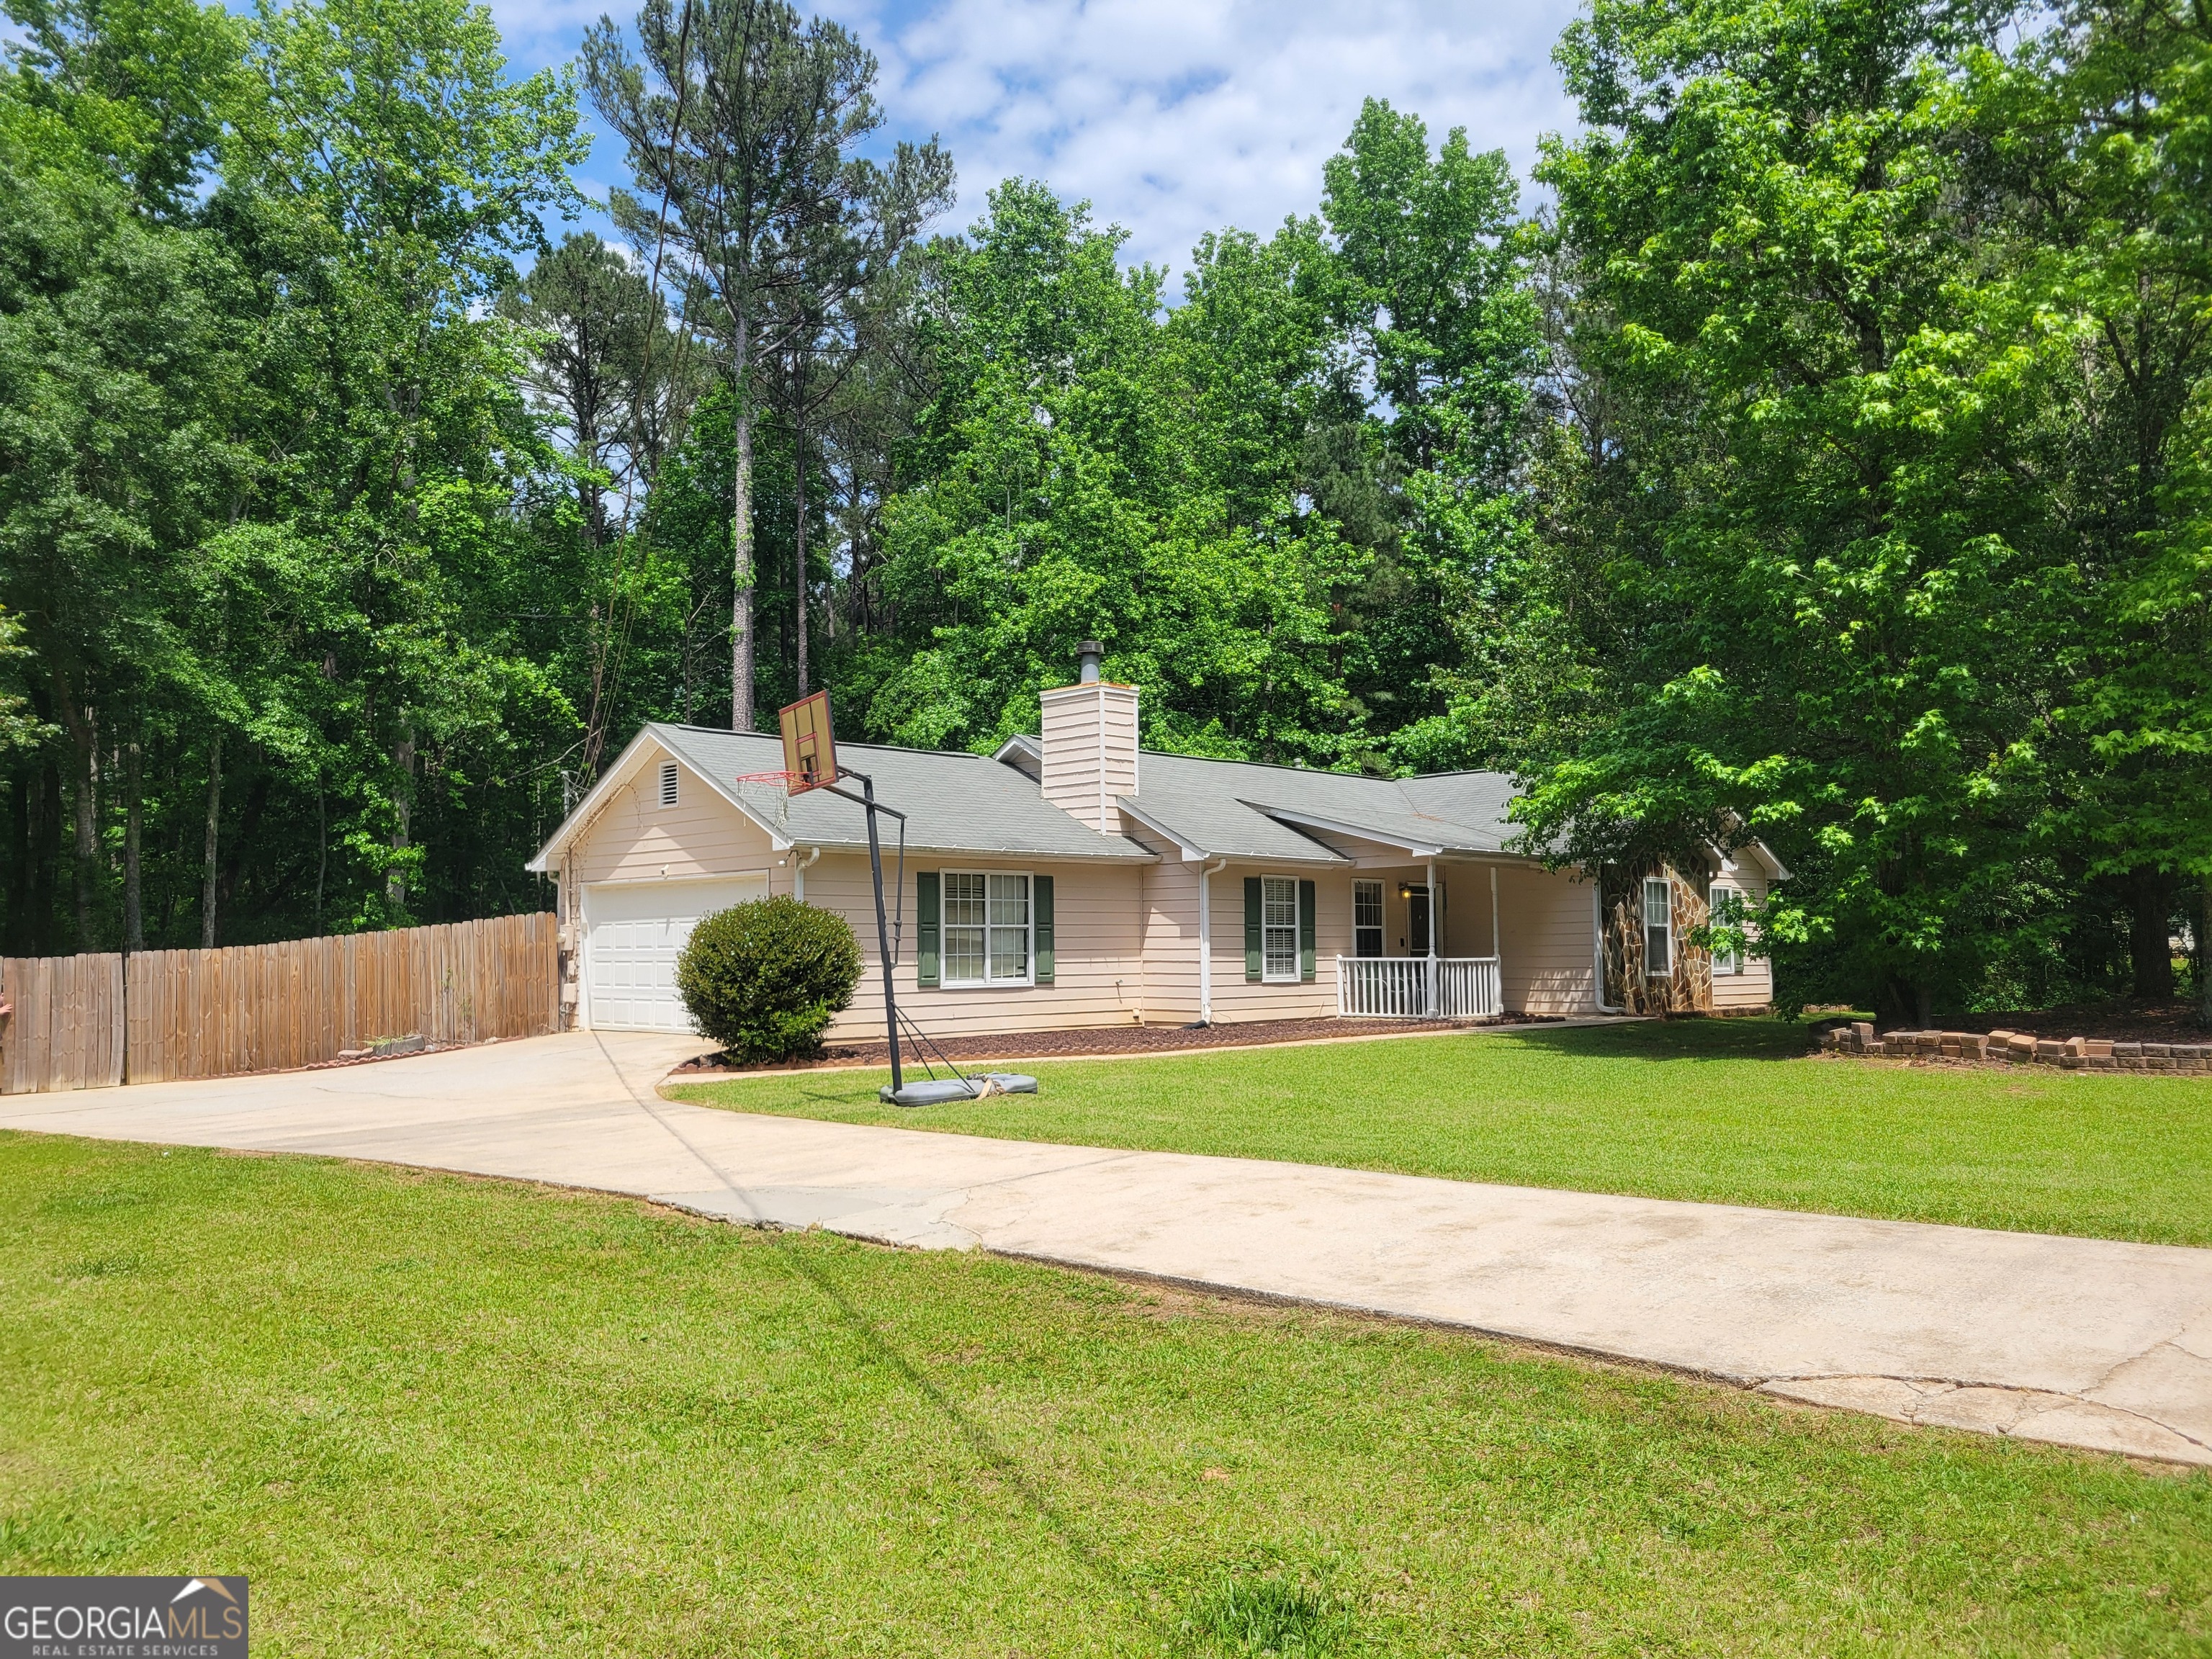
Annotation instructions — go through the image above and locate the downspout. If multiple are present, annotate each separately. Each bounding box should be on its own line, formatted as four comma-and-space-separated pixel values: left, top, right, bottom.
1592, 879, 1623, 1014
792, 845, 820, 902
566, 850, 586, 1032
1197, 857, 1228, 1026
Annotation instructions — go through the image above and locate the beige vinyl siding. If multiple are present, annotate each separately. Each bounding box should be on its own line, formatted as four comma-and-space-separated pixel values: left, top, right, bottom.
1038, 683, 1139, 832
567, 740, 781, 888
1187, 863, 1349, 1024
1709, 866, 1774, 1010
1494, 863, 1601, 1016
1138, 855, 1202, 1025
819, 853, 1148, 1040
1434, 867, 1504, 959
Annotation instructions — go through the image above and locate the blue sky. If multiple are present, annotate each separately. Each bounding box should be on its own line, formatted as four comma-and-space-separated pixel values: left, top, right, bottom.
496, 0, 1586, 282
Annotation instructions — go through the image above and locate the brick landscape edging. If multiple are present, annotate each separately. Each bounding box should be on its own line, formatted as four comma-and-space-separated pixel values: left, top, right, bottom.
1817, 1022, 2212, 1073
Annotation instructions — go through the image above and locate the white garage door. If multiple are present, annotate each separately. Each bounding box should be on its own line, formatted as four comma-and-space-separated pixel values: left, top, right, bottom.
583, 876, 769, 1032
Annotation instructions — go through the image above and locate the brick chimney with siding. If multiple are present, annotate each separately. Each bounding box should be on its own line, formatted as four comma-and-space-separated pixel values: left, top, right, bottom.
1039, 640, 1138, 832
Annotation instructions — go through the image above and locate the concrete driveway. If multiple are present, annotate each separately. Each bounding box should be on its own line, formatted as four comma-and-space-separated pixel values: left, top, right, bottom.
4, 1028, 2208, 1467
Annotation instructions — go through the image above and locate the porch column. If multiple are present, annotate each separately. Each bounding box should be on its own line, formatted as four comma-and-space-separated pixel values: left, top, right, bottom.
1491, 863, 1503, 1020
1425, 855, 1439, 1017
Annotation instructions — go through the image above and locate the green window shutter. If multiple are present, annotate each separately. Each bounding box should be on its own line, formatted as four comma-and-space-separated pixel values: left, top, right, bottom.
917, 872, 940, 987
1034, 874, 1055, 984
1244, 876, 1263, 981
1298, 879, 1316, 981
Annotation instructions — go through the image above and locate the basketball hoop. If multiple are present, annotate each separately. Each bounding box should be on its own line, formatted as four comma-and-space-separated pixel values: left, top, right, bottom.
760, 688, 948, 1105
779, 689, 835, 793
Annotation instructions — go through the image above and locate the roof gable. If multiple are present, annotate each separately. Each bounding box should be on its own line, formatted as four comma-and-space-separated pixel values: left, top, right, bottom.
526, 727, 786, 872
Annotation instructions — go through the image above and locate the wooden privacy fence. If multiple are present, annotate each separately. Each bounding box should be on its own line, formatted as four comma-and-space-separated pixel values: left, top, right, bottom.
0, 912, 559, 1094
0, 953, 125, 1094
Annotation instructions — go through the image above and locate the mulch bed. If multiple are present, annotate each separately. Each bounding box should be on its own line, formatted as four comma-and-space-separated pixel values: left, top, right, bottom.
1865, 1002, 2211, 1045
670, 1012, 1527, 1076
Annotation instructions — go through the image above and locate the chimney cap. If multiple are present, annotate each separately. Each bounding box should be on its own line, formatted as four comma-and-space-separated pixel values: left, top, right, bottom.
1076, 639, 1105, 683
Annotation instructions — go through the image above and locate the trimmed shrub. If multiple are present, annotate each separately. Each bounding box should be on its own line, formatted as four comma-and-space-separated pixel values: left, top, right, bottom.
676, 896, 863, 1063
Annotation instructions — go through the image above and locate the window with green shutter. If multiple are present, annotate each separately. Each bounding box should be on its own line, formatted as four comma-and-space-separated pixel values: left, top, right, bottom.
917, 871, 940, 986
1244, 876, 1263, 981
1298, 879, 1316, 981
1034, 875, 1055, 984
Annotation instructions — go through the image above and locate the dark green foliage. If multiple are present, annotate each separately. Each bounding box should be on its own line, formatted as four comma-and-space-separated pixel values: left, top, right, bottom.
675, 894, 861, 1062
3, 0, 2207, 1028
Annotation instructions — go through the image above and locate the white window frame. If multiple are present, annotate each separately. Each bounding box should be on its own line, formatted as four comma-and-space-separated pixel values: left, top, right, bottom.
658, 760, 680, 807
1642, 877, 1673, 976
1352, 878, 1385, 959
940, 869, 1034, 989
1261, 876, 1300, 983
1709, 882, 1743, 975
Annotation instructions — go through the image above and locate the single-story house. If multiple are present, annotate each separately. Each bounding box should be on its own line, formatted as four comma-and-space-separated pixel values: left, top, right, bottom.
525, 649, 1784, 1038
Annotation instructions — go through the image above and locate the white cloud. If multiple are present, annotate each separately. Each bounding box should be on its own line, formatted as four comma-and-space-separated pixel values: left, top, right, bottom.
499, 0, 1585, 284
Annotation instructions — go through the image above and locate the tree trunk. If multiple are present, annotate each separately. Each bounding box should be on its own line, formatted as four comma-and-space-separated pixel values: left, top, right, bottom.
124, 730, 143, 953
794, 413, 809, 696
36, 755, 60, 953
199, 730, 222, 948
71, 727, 96, 951
731, 317, 756, 732
50, 669, 98, 950
387, 730, 415, 913
4, 771, 30, 954
2129, 867, 2176, 1000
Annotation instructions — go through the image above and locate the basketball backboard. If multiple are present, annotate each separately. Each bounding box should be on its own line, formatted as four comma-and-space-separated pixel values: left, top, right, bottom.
778, 690, 837, 793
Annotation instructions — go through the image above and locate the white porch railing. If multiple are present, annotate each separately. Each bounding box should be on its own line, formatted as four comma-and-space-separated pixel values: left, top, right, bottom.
1336, 956, 1502, 1019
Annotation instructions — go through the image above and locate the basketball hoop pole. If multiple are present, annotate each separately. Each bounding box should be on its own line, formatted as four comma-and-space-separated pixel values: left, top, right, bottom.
814, 768, 904, 1094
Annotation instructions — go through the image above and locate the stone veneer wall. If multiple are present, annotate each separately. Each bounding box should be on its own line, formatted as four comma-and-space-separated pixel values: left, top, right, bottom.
1818, 1022, 2212, 1073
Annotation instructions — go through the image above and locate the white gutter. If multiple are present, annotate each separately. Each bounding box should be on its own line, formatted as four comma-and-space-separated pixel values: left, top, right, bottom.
1197, 857, 1228, 1025
791, 845, 820, 902
1592, 880, 1623, 1014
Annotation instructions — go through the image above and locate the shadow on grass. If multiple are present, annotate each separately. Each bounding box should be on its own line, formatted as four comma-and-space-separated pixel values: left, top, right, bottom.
1496, 1018, 1817, 1065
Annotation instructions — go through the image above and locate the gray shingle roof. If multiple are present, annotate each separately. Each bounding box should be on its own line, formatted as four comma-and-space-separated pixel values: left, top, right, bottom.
1120, 752, 1521, 863
531, 719, 1538, 876
652, 724, 1154, 861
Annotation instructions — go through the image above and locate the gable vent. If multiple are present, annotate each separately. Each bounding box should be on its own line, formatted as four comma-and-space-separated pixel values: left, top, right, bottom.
658, 761, 679, 807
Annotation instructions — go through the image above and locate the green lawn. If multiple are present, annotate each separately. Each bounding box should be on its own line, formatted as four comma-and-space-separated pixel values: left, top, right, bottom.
672, 1019, 2212, 1246
3, 1133, 2208, 1656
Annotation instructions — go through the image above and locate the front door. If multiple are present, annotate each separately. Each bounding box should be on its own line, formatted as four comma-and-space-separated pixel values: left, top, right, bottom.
1407, 884, 1431, 957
